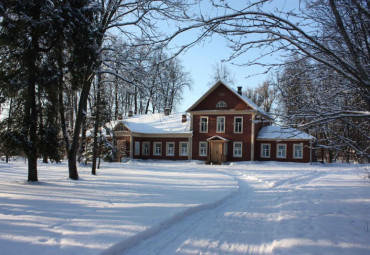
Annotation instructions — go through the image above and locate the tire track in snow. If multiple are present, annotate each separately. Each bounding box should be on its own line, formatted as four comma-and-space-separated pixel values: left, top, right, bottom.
116, 169, 328, 255
119, 171, 279, 255
269, 171, 326, 189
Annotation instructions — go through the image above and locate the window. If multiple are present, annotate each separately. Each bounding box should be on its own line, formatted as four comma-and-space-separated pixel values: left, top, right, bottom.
114, 123, 128, 132
199, 142, 208, 157
200, 117, 208, 133
179, 142, 188, 156
234, 117, 243, 133
261, 144, 270, 158
277, 144, 287, 158
153, 142, 162, 156
293, 144, 303, 159
142, 142, 150, 156
233, 142, 242, 158
134, 141, 140, 156
216, 117, 225, 133
216, 101, 227, 108
166, 142, 175, 156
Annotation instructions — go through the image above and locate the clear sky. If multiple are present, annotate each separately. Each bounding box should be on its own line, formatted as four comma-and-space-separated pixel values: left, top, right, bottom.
169, 0, 299, 112
175, 34, 269, 112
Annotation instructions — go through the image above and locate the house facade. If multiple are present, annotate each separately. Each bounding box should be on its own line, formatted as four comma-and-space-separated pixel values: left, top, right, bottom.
110, 81, 315, 163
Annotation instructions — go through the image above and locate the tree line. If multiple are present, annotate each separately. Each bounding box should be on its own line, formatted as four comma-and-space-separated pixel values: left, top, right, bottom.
0, 0, 192, 181
0, 0, 369, 182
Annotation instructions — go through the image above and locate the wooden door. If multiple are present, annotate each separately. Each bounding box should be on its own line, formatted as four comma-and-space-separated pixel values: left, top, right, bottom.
211, 142, 222, 163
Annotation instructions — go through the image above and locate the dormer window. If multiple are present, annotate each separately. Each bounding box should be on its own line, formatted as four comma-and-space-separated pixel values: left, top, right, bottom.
114, 123, 129, 132
216, 101, 227, 108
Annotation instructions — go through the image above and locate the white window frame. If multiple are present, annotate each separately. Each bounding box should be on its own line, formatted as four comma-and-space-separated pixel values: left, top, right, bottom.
261, 143, 271, 158
200, 116, 208, 133
166, 142, 175, 156
276, 144, 287, 159
234, 117, 243, 134
142, 142, 150, 156
199, 142, 208, 157
134, 141, 140, 156
216, 116, 225, 133
153, 142, 162, 156
179, 142, 188, 156
233, 142, 243, 158
293, 143, 303, 159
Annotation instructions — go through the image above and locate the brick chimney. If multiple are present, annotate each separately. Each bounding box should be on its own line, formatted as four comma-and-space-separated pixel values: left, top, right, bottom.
164, 108, 170, 116
128, 110, 133, 117
182, 114, 187, 123
237, 86, 242, 95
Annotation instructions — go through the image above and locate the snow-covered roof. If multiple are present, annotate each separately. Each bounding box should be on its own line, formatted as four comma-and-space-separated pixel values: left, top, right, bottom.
257, 126, 315, 140
121, 112, 191, 135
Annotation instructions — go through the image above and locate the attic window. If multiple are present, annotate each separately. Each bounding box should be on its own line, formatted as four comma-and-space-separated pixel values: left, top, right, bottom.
114, 123, 128, 132
216, 101, 227, 108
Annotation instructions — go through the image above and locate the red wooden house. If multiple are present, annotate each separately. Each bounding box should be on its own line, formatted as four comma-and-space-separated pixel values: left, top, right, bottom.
110, 81, 315, 163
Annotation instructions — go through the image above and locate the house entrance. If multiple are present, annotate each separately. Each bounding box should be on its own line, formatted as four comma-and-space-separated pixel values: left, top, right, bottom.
210, 142, 222, 163
207, 136, 229, 164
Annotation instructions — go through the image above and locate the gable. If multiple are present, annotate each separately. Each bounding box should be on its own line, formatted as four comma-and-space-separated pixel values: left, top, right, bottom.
189, 82, 251, 111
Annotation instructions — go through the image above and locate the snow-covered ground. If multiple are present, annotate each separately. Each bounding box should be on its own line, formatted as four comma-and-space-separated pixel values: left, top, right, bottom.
0, 160, 369, 255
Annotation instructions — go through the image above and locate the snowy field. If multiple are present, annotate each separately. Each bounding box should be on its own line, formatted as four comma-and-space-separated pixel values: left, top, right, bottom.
0, 160, 369, 255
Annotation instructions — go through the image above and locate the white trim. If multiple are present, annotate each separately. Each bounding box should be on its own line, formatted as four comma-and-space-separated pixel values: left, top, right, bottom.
199, 116, 208, 133
179, 142, 188, 156
293, 143, 304, 159
129, 135, 133, 158
261, 143, 271, 158
251, 114, 255, 161
207, 135, 229, 141
189, 110, 256, 115
134, 141, 140, 156
233, 142, 243, 158
131, 133, 191, 138
166, 142, 175, 156
276, 143, 287, 159
234, 116, 243, 134
153, 142, 162, 156
199, 141, 208, 157
142, 141, 150, 156
188, 136, 192, 160
216, 116, 225, 133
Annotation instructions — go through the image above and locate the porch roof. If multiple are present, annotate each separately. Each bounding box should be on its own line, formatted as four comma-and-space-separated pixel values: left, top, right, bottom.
207, 135, 230, 142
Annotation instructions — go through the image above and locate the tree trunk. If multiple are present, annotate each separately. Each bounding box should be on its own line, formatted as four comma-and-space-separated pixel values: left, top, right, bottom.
68, 79, 92, 180
78, 98, 87, 163
92, 75, 101, 175
26, 3, 40, 182
5, 97, 13, 163
115, 79, 119, 120
134, 86, 138, 114
38, 87, 48, 163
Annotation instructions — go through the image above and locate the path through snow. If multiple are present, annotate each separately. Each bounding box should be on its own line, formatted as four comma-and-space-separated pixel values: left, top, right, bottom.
122, 166, 370, 255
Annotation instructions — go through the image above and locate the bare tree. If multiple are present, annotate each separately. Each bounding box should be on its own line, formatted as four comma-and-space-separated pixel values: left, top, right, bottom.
208, 62, 236, 86
177, 0, 370, 159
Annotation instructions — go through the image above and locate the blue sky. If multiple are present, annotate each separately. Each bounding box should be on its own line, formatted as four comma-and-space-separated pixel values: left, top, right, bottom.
167, 0, 300, 112
176, 33, 270, 112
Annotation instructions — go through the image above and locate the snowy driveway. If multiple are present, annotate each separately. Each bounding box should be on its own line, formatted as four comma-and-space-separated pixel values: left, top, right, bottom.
122, 164, 370, 255
0, 161, 369, 255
